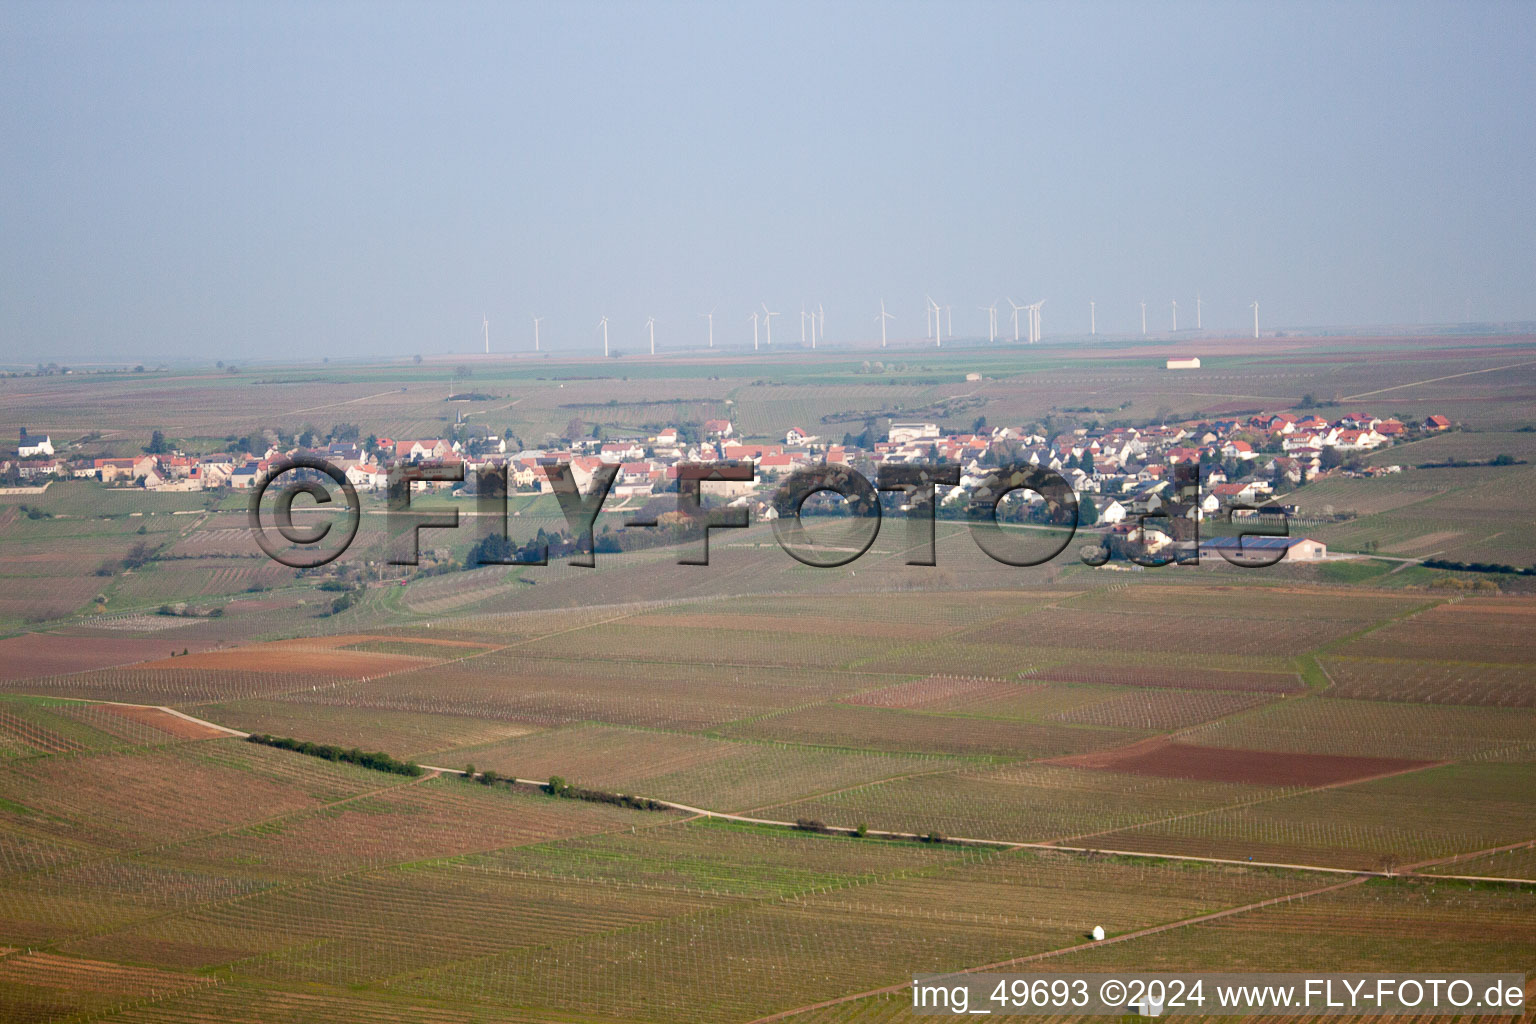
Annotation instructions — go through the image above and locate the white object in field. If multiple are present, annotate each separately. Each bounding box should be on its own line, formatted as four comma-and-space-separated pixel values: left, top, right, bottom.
1091, 925, 1105, 941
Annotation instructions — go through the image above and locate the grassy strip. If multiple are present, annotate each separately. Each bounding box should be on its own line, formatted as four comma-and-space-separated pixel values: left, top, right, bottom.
246, 733, 424, 777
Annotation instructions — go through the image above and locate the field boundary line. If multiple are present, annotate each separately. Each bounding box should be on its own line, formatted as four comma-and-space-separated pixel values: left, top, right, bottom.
1341, 358, 1536, 400
744, 875, 1372, 1023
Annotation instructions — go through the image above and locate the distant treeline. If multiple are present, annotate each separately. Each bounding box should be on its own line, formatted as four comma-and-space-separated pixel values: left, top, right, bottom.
246, 734, 424, 776
1417, 455, 1524, 469
1423, 558, 1536, 576
545, 775, 670, 811
459, 769, 671, 811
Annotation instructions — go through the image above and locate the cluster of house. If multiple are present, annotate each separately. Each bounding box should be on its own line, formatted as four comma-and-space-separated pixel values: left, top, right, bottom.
5, 411, 1449, 531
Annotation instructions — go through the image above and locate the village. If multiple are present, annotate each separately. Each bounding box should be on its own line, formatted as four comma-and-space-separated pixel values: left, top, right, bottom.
6, 410, 1448, 516
3, 410, 1451, 563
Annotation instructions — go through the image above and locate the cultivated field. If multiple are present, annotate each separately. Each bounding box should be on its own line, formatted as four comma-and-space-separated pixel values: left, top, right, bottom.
0, 337, 1532, 1022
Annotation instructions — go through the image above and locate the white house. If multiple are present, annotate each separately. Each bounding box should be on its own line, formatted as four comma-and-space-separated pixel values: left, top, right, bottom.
1097, 499, 1127, 525
17, 433, 53, 458
888, 422, 940, 445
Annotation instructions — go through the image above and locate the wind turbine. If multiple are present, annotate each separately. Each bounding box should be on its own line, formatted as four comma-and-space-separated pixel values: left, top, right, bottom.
1028, 300, 1045, 343
817, 304, 825, 345
762, 305, 779, 346
875, 300, 894, 348
1006, 298, 1025, 342
482, 314, 490, 355
1196, 294, 1202, 330
532, 316, 542, 352
945, 305, 953, 339
800, 307, 808, 346
1090, 300, 1096, 336
1171, 299, 1178, 332
978, 302, 997, 343
808, 305, 818, 349
925, 296, 941, 346
698, 309, 714, 348
1140, 301, 1147, 336
1251, 301, 1260, 339
599, 316, 610, 358
645, 316, 656, 355
749, 310, 760, 351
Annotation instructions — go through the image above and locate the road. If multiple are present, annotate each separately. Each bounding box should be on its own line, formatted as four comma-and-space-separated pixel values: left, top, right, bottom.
70, 697, 1527, 887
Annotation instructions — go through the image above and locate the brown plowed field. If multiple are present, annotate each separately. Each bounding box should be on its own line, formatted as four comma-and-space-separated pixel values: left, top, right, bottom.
0, 633, 200, 681
1049, 738, 1436, 787
129, 637, 449, 678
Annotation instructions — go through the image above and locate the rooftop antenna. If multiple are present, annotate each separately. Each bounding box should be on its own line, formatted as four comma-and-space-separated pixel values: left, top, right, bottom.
699, 308, 714, 348
599, 316, 610, 357
1251, 300, 1260, 339
646, 316, 656, 355
482, 314, 490, 354
1090, 300, 1096, 336
1006, 298, 1024, 342
749, 310, 760, 351
532, 316, 542, 352
876, 299, 894, 348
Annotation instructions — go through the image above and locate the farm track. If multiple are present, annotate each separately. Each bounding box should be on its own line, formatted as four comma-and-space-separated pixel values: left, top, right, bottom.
742, 875, 1375, 1024
34, 698, 1535, 889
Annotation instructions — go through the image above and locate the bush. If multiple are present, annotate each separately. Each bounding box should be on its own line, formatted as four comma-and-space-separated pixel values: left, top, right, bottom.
794, 818, 831, 834
245, 734, 423, 777
855, 823, 868, 838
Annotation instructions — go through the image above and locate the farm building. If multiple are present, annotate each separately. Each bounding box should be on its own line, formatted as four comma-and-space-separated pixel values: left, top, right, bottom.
1200, 536, 1327, 562
1165, 357, 1201, 370
888, 422, 940, 444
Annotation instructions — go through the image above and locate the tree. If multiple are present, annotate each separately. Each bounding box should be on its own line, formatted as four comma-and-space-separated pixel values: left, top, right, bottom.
1081, 450, 1095, 475
467, 532, 515, 566
972, 415, 988, 434
1077, 493, 1099, 526
145, 430, 167, 455
413, 354, 423, 364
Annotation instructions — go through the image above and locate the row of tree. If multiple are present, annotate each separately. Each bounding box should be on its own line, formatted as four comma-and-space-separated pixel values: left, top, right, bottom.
246, 734, 424, 776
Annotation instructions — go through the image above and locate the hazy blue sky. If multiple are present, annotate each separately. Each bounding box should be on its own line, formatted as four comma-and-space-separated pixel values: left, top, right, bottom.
3, 1, 1533, 361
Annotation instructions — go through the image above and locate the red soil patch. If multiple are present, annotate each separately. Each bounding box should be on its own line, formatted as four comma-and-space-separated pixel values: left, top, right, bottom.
127, 633, 489, 677
132, 644, 429, 678
1049, 738, 1435, 787
0, 634, 198, 681
100, 704, 229, 740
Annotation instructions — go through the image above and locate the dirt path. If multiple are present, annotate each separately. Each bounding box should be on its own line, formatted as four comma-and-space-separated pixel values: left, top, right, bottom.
743, 876, 1372, 1023
1341, 358, 1536, 400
